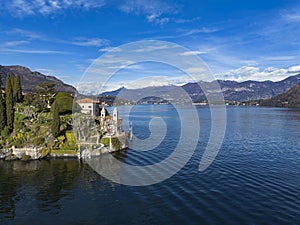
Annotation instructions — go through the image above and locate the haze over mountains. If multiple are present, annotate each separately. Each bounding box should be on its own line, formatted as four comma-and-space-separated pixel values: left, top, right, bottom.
102, 74, 300, 102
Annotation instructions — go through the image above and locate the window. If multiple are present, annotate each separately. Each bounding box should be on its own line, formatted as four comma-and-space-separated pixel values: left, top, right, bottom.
88, 106, 92, 108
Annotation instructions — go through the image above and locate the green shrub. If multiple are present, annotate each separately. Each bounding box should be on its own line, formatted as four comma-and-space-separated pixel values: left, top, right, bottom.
11, 138, 23, 148
101, 137, 120, 150
65, 132, 77, 145
14, 113, 28, 122
33, 137, 45, 146
55, 92, 72, 99
41, 148, 50, 158
52, 94, 74, 115
14, 121, 25, 130
1, 127, 10, 139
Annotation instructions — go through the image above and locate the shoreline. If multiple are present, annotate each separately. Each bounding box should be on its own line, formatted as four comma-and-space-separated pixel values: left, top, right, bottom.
0, 138, 130, 161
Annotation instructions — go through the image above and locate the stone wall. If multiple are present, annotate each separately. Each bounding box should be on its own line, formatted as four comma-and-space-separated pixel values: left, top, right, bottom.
12, 146, 43, 160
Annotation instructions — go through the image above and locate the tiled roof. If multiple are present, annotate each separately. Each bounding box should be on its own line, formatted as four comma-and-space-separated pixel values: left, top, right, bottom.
76, 98, 100, 103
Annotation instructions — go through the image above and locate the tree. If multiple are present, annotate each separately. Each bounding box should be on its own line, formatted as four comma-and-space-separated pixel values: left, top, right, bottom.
52, 92, 74, 115
35, 82, 57, 111
5, 74, 14, 131
51, 101, 60, 137
13, 75, 22, 103
23, 92, 35, 105
0, 96, 6, 132
0, 73, 6, 132
35, 82, 56, 96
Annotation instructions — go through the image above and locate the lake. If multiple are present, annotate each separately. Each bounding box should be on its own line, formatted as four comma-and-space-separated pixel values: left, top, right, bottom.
0, 105, 300, 225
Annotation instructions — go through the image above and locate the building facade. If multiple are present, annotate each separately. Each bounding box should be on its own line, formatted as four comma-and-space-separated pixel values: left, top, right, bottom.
76, 98, 100, 116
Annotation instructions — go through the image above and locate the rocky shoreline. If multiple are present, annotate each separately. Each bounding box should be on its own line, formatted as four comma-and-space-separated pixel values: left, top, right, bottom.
0, 141, 129, 161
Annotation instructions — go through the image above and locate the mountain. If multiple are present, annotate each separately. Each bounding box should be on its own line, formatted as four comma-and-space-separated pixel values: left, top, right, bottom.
101, 87, 127, 96
101, 74, 300, 103
260, 84, 300, 107
0, 65, 76, 93
101, 85, 187, 103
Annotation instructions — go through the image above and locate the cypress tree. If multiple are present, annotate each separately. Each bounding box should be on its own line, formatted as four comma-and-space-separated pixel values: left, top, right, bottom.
51, 101, 60, 137
13, 75, 22, 103
0, 73, 6, 132
5, 74, 14, 131
0, 95, 6, 132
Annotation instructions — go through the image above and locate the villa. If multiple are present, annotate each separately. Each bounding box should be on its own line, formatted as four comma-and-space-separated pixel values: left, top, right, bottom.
76, 98, 101, 116
75, 98, 131, 153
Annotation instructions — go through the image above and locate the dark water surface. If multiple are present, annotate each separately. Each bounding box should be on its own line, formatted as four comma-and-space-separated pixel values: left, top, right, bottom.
0, 106, 299, 225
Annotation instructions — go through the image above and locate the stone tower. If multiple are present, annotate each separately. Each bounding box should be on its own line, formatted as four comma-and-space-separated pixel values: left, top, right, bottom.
101, 107, 106, 119
113, 107, 118, 122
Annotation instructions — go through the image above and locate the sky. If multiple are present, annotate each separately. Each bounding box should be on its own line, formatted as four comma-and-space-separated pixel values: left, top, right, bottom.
1, 0, 300, 92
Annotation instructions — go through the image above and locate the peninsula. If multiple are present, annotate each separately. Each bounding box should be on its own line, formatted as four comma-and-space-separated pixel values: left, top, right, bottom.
0, 72, 131, 161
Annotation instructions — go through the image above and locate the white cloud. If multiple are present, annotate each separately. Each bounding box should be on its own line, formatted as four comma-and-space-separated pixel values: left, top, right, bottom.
118, 0, 177, 24
1, 0, 105, 16
119, 0, 175, 15
5, 28, 42, 39
172, 17, 201, 24
4, 40, 29, 47
132, 41, 176, 54
76, 64, 300, 94
98, 47, 122, 52
133, 44, 171, 52
146, 13, 159, 21
180, 51, 207, 56
120, 75, 196, 90
125, 76, 171, 89
5, 28, 109, 50
282, 11, 300, 22
2, 48, 71, 54
78, 75, 196, 93
76, 81, 106, 95
1, 0, 179, 25
178, 28, 220, 36
147, 16, 201, 25
260, 56, 297, 61
147, 15, 170, 25
288, 65, 300, 73
186, 67, 207, 74
70, 38, 109, 47
166, 75, 196, 86
218, 65, 300, 82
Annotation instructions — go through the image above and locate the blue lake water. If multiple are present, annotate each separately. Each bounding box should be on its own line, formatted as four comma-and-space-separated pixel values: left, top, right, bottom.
0, 105, 300, 225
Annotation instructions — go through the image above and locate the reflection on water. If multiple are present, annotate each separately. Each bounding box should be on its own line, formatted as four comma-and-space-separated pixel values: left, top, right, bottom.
0, 106, 300, 225
0, 159, 108, 222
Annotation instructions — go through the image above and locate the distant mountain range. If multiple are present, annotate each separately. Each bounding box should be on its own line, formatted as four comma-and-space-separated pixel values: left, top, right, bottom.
259, 83, 300, 107
0, 65, 76, 93
1, 65, 299, 104
102, 74, 300, 103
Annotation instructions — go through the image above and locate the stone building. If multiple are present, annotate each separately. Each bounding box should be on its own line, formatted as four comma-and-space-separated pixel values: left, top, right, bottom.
97, 106, 123, 136
76, 98, 101, 116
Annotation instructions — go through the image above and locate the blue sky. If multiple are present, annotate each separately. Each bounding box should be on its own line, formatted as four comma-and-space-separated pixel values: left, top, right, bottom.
1, 0, 300, 92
